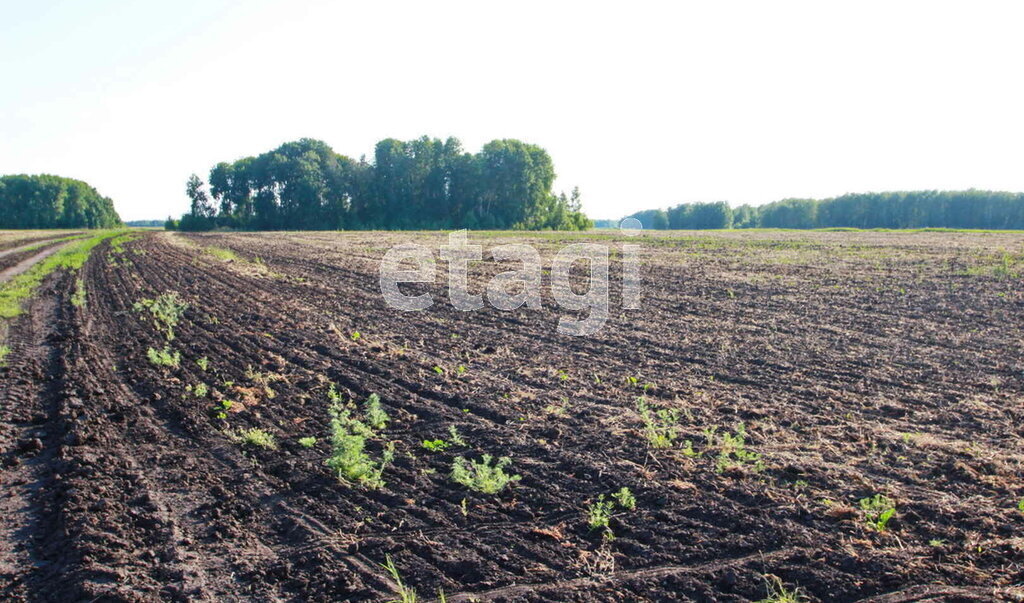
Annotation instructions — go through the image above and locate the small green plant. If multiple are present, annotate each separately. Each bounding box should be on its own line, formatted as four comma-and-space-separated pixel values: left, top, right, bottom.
380, 554, 417, 603
70, 278, 87, 307
859, 494, 896, 532
363, 393, 390, 430
450, 455, 521, 494
587, 495, 615, 530
421, 439, 449, 452
456, 364, 466, 376
133, 291, 188, 340
460, 498, 468, 516
147, 346, 180, 368
298, 437, 317, 448
0, 345, 9, 367
635, 397, 679, 448
350, 331, 361, 341
929, 539, 945, 547
325, 399, 395, 489
756, 574, 805, 603
447, 425, 467, 447
612, 487, 636, 510
432, 365, 444, 375
714, 423, 765, 473
234, 427, 277, 450
1017, 497, 1024, 514
193, 382, 209, 398
327, 382, 343, 403
196, 356, 209, 371
211, 399, 233, 419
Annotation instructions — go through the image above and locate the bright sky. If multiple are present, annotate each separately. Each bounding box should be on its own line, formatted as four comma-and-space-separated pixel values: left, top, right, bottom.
3, 0, 1024, 221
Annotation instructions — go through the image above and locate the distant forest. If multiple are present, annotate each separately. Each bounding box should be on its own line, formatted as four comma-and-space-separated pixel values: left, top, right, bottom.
625, 191, 1024, 230
172, 137, 591, 231
0, 174, 122, 229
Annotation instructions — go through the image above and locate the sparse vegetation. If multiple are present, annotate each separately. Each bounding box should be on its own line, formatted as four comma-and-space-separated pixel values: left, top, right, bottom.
0, 344, 9, 367
587, 495, 615, 530
70, 278, 87, 307
233, 427, 277, 450
756, 574, 805, 603
859, 494, 896, 532
298, 437, 317, 448
450, 455, 521, 494
147, 346, 181, 367
325, 393, 395, 489
635, 397, 679, 448
380, 554, 418, 603
133, 292, 188, 340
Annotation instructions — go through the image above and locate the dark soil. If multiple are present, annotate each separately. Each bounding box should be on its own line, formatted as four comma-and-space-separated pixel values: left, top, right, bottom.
1, 230, 1022, 602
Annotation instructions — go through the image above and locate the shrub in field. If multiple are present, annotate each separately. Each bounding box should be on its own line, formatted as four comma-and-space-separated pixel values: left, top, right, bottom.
635, 397, 679, 448
447, 425, 467, 447
450, 455, 520, 494
363, 393, 390, 430
234, 427, 277, 450
859, 494, 896, 531
325, 397, 394, 489
133, 292, 188, 340
147, 346, 180, 368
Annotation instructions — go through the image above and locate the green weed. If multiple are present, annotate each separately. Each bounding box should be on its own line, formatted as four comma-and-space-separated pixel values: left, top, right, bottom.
147, 346, 181, 368
298, 437, 317, 448
380, 554, 417, 603
450, 455, 520, 494
859, 494, 896, 531
587, 495, 615, 530
325, 395, 395, 489
234, 427, 277, 450
612, 487, 636, 510
635, 397, 679, 448
133, 291, 188, 340
421, 439, 449, 452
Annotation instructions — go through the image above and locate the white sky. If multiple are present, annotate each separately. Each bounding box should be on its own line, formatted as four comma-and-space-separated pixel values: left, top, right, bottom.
3, 0, 1024, 221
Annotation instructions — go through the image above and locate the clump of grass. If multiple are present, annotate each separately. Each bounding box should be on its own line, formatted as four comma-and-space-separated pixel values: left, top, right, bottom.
635, 397, 679, 448
196, 356, 210, 371
70, 278, 87, 307
756, 574, 805, 603
451, 455, 520, 494
233, 427, 277, 450
206, 246, 240, 262
1018, 497, 1024, 514
380, 554, 418, 603
193, 382, 209, 398
133, 291, 188, 340
147, 346, 181, 368
298, 437, 317, 448
0, 344, 10, 367
859, 494, 896, 532
0, 231, 124, 320
325, 394, 395, 489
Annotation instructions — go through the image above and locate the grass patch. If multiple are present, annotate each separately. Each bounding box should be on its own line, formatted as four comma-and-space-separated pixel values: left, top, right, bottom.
0, 230, 125, 320
0, 344, 9, 367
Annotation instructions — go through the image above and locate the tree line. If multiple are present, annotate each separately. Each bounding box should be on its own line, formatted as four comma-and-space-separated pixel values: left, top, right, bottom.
172, 137, 591, 231
625, 190, 1024, 230
0, 174, 122, 229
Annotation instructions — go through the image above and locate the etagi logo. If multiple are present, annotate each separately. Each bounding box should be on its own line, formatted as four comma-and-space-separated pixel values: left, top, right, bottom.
379, 226, 642, 336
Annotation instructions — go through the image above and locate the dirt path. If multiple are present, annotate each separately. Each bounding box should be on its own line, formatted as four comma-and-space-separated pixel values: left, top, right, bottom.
0, 242, 72, 283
